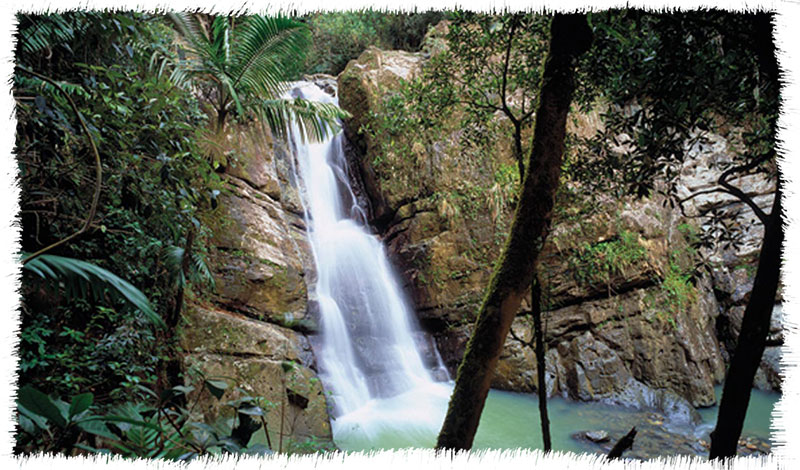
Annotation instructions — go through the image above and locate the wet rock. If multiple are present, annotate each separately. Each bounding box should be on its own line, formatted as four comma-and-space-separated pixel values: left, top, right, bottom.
337, 32, 778, 423
180, 117, 332, 446
585, 430, 610, 443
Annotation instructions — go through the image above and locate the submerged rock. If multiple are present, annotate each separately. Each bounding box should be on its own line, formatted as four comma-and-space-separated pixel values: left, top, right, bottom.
585, 430, 610, 443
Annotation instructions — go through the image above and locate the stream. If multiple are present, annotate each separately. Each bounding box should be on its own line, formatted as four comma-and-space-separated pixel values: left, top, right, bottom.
285, 80, 779, 459
332, 384, 779, 458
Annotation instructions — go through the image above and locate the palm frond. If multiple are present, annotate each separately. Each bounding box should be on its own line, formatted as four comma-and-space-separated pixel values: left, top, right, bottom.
23, 253, 164, 327
15, 74, 90, 99
161, 245, 216, 290
17, 13, 92, 56
166, 12, 208, 50
257, 98, 350, 142
230, 15, 311, 99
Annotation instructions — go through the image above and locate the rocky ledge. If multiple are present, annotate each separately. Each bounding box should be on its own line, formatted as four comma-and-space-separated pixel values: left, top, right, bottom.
336, 29, 780, 420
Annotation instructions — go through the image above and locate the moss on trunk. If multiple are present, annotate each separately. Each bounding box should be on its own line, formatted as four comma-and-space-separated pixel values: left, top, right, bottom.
435, 14, 592, 450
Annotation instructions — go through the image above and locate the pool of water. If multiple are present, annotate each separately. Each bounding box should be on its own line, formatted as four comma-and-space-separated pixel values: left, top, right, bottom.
332, 384, 779, 458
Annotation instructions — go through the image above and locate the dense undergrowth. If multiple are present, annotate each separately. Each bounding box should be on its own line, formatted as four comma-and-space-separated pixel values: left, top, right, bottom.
13, 8, 781, 460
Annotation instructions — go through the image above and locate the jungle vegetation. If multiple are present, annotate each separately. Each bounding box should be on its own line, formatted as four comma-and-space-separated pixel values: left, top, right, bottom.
12, 9, 782, 461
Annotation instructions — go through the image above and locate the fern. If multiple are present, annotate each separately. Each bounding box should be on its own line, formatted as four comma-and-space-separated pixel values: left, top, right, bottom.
23, 253, 164, 327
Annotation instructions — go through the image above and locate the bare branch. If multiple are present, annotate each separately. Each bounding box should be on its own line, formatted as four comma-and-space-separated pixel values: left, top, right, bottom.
500, 16, 520, 127
717, 153, 773, 225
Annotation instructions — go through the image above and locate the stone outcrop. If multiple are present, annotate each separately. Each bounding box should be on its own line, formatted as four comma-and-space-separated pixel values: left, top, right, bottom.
179, 120, 331, 448
339, 46, 518, 332
674, 130, 782, 391
337, 32, 779, 417
181, 306, 330, 443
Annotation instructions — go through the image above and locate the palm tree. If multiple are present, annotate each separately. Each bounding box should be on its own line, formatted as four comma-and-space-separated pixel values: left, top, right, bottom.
163, 12, 347, 139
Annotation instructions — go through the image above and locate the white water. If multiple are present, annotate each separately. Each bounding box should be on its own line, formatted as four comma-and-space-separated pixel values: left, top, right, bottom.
285, 82, 451, 443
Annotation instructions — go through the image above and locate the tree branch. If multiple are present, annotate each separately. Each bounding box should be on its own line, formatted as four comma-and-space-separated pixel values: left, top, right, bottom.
500, 16, 520, 127
18, 65, 102, 265
607, 426, 637, 459
718, 154, 773, 225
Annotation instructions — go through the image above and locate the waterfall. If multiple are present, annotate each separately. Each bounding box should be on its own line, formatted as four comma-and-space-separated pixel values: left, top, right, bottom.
284, 81, 451, 445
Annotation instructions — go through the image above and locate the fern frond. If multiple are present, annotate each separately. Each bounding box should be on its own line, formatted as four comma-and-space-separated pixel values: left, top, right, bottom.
230, 15, 310, 99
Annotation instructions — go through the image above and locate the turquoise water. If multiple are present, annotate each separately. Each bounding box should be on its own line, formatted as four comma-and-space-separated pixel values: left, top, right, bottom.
333, 385, 780, 457
696, 386, 779, 445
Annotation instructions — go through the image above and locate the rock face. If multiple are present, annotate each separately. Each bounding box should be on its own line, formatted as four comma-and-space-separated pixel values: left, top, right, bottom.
337, 34, 779, 417
179, 120, 331, 448
181, 306, 330, 443
339, 46, 519, 331
674, 130, 782, 391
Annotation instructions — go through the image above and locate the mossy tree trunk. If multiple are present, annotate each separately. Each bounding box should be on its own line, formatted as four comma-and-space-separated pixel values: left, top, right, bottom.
435, 13, 592, 450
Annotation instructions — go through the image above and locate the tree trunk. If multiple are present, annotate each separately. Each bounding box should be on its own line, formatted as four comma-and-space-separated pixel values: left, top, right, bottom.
709, 13, 782, 460
435, 14, 592, 451
513, 122, 524, 180
709, 183, 783, 459
161, 228, 195, 400
532, 274, 551, 451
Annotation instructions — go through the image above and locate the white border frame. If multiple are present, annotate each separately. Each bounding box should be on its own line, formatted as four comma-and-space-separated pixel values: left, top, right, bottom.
1, 1, 796, 468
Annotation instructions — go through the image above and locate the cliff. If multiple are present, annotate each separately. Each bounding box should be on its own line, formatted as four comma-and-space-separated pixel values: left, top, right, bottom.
336, 34, 780, 419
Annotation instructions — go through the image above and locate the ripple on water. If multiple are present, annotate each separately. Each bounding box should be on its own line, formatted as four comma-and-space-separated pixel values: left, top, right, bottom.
333, 384, 779, 458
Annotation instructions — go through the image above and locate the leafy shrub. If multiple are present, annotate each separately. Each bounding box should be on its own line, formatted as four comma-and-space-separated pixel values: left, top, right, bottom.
303, 10, 446, 75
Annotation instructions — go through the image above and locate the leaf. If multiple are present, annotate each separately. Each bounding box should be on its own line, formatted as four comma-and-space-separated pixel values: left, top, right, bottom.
18, 403, 49, 431
79, 414, 164, 433
171, 385, 195, 396
204, 379, 228, 400
76, 418, 119, 441
17, 413, 37, 435
69, 393, 93, 419
237, 406, 264, 416
17, 385, 67, 428
22, 253, 164, 327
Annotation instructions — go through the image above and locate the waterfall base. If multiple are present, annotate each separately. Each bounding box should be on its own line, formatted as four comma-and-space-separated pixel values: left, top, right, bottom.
331, 385, 778, 459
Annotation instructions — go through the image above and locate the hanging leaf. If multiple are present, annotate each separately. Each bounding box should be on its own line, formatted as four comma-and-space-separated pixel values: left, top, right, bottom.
22, 253, 164, 328
17, 385, 67, 428
204, 379, 228, 400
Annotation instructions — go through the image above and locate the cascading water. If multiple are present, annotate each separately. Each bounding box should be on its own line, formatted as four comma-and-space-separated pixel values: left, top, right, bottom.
277, 81, 779, 454
284, 81, 452, 447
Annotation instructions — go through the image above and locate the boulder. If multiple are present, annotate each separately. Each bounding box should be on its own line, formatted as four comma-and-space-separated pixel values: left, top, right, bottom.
181, 306, 331, 444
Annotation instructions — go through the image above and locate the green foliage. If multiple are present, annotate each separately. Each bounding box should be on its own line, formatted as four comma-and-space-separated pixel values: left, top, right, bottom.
660, 254, 697, 320
423, 12, 550, 168
303, 10, 446, 75
568, 230, 648, 287
15, 11, 217, 417
15, 376, 282, 459
161, 12, 347, 136
23, 253, 163, 327
572, 10, 779, 202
